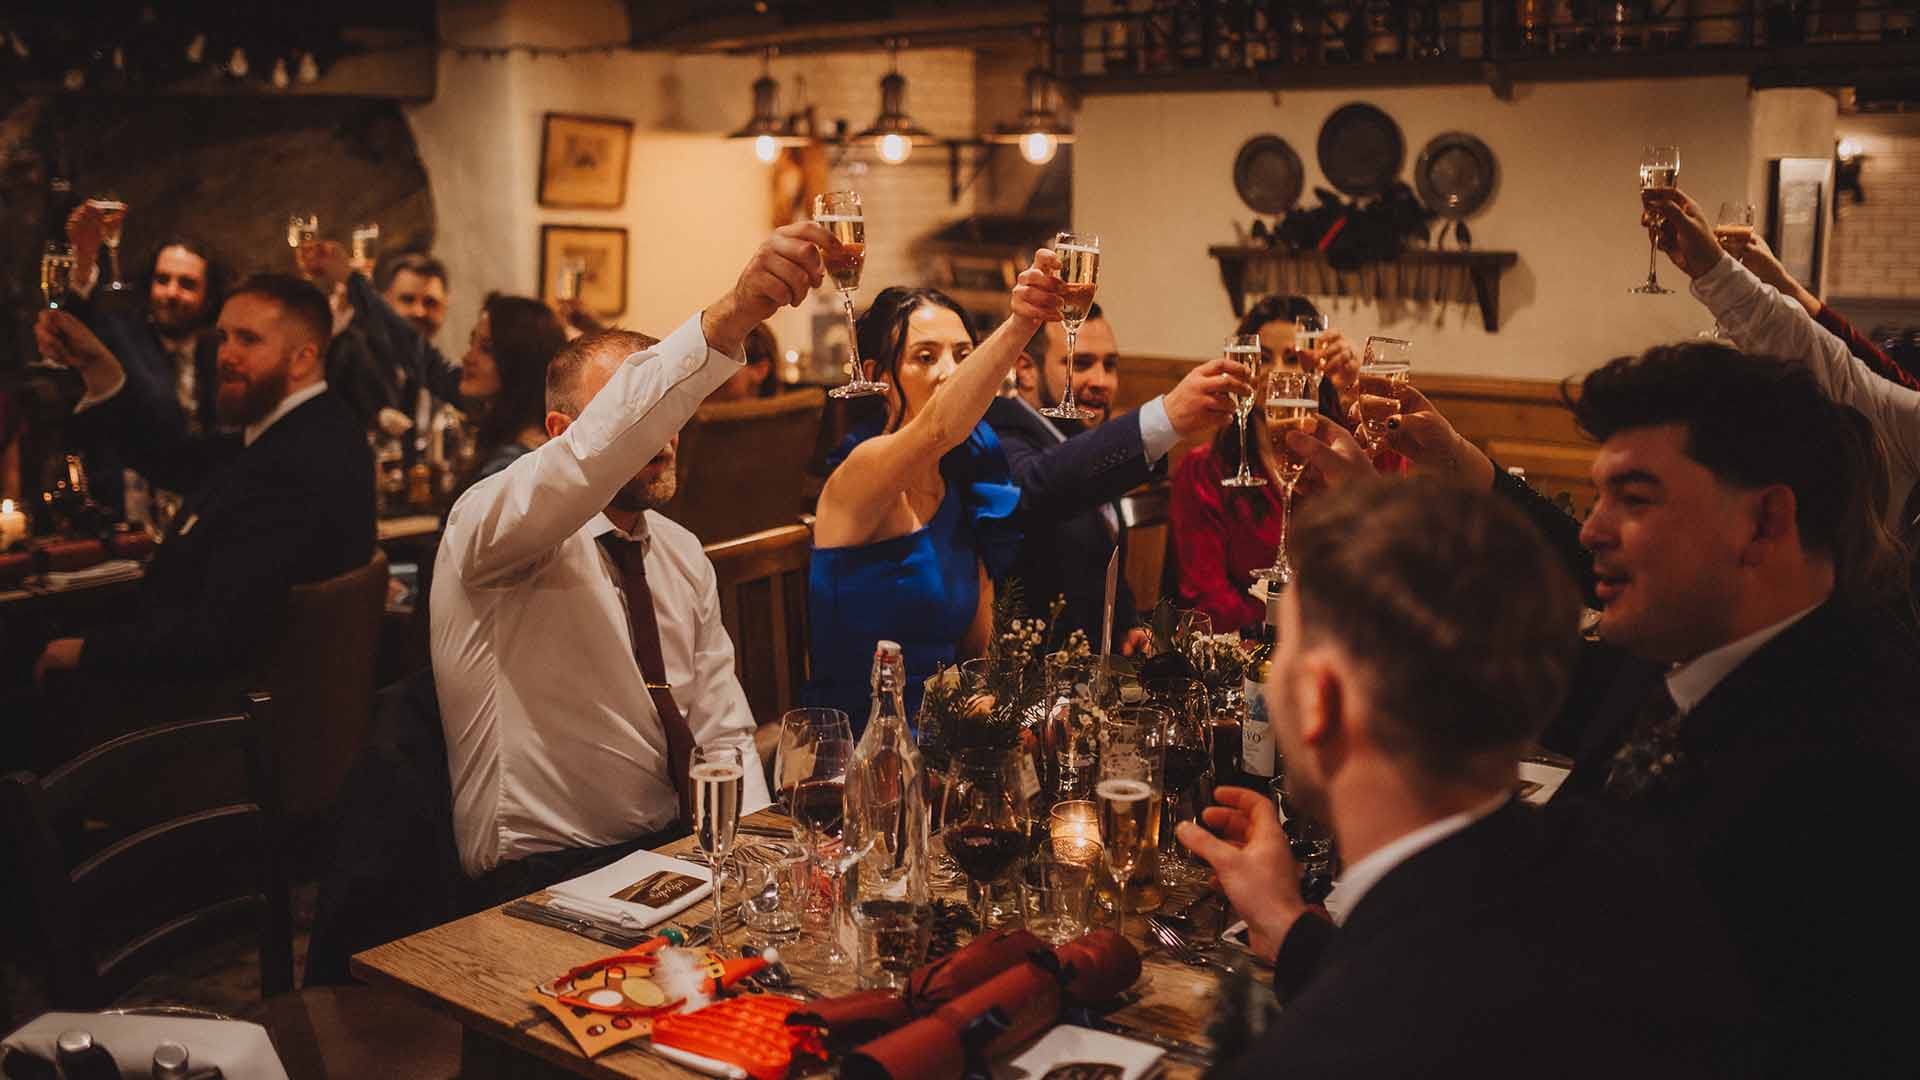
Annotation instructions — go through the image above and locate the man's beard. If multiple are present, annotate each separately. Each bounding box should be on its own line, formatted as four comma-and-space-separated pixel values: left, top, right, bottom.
608, 451, 678, 512
215, 364, 291, 427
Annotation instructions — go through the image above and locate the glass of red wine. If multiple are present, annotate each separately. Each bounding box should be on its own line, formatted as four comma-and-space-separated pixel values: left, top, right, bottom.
775, 708, 855, 967
1145, 678, 1213, 885
942, 747, 1031, 936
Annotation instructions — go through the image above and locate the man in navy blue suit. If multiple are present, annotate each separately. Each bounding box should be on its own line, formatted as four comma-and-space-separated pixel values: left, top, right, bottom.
986, 305, 1248, 650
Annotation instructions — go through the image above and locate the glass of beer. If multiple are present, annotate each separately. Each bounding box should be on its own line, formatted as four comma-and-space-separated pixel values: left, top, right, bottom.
1219, 334, 1268, 488
1252, 370, 1320, 585
87, 196, 129, 292
814, 191, 886, 400
1631, 145, 1679, 295
1701, 202, 1755, 338
1041, 231, 1101, 421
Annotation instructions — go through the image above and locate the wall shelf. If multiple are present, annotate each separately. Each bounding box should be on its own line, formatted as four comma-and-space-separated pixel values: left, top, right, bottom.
1209, 245, 1519, 332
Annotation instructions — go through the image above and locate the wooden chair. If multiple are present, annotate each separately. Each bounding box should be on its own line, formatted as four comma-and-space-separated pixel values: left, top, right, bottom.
664, 389, 827, 544
1, 692, 292, 1009
260, 548, 389, 824
1118, 484, 1173, 613
704, 523, 813, 781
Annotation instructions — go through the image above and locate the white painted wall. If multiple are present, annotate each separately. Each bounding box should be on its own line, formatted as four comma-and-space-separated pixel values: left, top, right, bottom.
1073, 77, 1832, 382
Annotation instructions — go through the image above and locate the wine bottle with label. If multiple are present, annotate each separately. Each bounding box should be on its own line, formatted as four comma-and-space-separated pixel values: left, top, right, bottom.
1241, 585, 1282, 787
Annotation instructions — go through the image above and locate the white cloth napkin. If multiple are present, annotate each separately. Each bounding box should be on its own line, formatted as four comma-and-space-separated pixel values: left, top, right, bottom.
547, 848, 713, 928
996, 1024, 1166, 1080
3, 1011, 289, 1079
43, 559, 144, 589
1518, 760, 1571, 805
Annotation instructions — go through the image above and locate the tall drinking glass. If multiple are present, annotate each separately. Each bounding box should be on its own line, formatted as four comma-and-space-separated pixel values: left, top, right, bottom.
1355, 336, 1412, 450
814, 192, 886, 400
87, 196, 128, 292
286, 213, 319, 252
1702, 202, 1756, 337
350, 223, 381, 273
1251, 370, 1320, 585
1219, 334, 1268, 488
943, 748, 1030, 934
1041, 232, 1101, 421
32, 243, 77, 369
1631, 145, 1680, 295
774, 708, 856, 965
692, 745, 746, 950
1145, 677, 1212, 884
1096, 706, 1165, 938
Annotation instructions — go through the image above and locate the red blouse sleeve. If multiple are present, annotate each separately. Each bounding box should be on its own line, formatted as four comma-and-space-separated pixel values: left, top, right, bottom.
1169, 446, 1263, 634
1815, 305, 1920, 393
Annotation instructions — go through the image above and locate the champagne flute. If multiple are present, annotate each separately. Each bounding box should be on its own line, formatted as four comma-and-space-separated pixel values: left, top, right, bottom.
350, 223, 381, 273
1251, 370, 1320, 585
32, 243, 78, 369
814, 191, 886, 400
1219, 334, 1269, 488
1041, 232, 1101, 421
774, 708, 856, 965
1702, 202, 1756, 338
86, 195, 129, 292
286, 213, 319, 251
1631, 145, 1680, 295
692, 745, 746, 950
1097, 706, 1165, 938
1355, 336, 1412, 450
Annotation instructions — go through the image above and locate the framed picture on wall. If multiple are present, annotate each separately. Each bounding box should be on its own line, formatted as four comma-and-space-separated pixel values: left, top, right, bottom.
539, 225, 627, 318
538, 113, 633, 209
1767, 158, 1830, 297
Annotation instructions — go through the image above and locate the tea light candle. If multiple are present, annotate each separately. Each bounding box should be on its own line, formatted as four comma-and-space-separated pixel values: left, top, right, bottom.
0, 499, 27, 549
1050, 800, 1102, 867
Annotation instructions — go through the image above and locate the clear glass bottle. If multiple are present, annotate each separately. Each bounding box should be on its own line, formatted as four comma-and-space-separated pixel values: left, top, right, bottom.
845, 640, 931, 989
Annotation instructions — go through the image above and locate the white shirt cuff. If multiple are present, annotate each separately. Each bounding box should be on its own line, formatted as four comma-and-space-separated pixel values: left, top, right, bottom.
74, 368, 127, 413
1139, 394, 1178, 465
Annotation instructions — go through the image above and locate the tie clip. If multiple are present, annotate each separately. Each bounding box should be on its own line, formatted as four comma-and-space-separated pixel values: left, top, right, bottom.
646, 681, 674, 691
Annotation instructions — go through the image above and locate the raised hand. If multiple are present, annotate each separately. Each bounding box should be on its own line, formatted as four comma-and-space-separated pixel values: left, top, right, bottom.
1175, 784, 1307, 960
1164, 357, 1251, 437
1309, 329, 1360, 393
296, 239, 353, 291
1641, 188, 1722, 279
65, 204, 104, 282
704, 223, 831, 354
1011, 248, 1065, 324
1284, 413, 1372, 494
35, 309, 125, 399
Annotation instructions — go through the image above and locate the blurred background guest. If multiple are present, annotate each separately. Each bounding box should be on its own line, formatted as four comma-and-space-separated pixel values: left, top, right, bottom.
706, 322, 781, 403
375, 252, 451, 343
454, 294, 569, 484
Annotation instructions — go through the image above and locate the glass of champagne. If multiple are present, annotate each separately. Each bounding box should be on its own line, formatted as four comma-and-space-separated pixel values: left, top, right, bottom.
1219, 334, 1268, 488
1252, 370, 1320, 585
287, 213, 319, 251
1042, 232, 1102, 421
692, 745, 746, 950
1096, 706, 1165, 939
1702, 202, 1756, 338
1355, 336, 1412, 450
350, 223, 381, 273
1631, 145, 1680, 295
814, 191, 886, 400
774, 708, 856, 965
34, 243, 78, 368
86, 195, 129, 292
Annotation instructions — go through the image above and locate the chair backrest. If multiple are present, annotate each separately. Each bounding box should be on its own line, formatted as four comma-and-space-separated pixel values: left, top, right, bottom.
664, 389, 827, 544
704, 523, 812, 727
261, 548, 390, 822
1117, 484, 1172, 613
0, 693, 292, 1009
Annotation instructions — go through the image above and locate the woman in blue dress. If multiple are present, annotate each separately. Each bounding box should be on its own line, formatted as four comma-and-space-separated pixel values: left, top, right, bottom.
807, 252, 1063, 732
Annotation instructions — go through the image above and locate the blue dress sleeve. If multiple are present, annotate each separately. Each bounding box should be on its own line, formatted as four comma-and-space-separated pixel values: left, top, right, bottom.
946, 421, 1023, 579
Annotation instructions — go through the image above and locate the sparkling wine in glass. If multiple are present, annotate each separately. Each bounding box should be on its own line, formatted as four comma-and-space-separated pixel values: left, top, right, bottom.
287, 214, 319, 251
87, 196, 129, 292
1219, 334, 1269, 489
1702, 202, 1756, 338
774, 708, 856, 966
1356, 336, 1412, 450
33, 243, 77, 368
1631, 145, 1680, 295
692, 745, 746, 949
815, 191, 886, 400
1096, 760, 1161, 940
555, 257, 587, 303
350, 223, 381, 271
1252, 370, 1320, 585
1042, 232, 1101, 421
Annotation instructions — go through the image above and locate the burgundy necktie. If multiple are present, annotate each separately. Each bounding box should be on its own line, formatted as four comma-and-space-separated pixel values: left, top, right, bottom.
599, 533, 695, 825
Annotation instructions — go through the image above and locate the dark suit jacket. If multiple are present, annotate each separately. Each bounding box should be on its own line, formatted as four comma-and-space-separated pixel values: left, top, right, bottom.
985, 397, 1166, 648
1228, 799, 1751, 1079
327, 272, 463, 429
65, 305, 220, 510
70, 386, 375, 682
1553, 599, 1920, 1076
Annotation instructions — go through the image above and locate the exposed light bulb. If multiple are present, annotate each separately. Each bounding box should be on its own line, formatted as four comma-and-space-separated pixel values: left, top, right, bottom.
297, 51, 319, 83
754, 134, 779, 163
877, 133, 911, 165
272, 57, 289, 88
63, 68, 85, 90
1837, 137, 1863, 161
185, 33, 205, 63
227, 47, 248, 78
1019, 131, 1058, 166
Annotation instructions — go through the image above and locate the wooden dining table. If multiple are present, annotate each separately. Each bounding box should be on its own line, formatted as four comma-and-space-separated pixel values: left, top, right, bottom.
352, 807, 1230, 1079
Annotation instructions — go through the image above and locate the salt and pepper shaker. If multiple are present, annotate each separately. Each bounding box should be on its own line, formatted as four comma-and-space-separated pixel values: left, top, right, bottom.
53, 1030, 117, 1080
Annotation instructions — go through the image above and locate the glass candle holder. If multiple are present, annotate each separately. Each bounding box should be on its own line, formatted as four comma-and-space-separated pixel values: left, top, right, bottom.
1049, 800, 1103, 867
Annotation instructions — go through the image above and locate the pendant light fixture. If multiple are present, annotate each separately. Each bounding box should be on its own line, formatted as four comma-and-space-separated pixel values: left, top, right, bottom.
989, 36, 1075, 166
729, 49, 810, 163
856, 40, 936, 165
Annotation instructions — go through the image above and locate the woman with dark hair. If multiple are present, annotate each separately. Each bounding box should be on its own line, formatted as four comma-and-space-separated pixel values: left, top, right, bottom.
459, 294, 568, 482
806, 259, 1062, 731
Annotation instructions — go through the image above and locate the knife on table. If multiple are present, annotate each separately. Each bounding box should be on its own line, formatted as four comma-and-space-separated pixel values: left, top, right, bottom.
1099, 546, 1119, 658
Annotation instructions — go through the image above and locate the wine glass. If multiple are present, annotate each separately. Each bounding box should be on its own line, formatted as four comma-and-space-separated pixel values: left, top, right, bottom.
943, 747, 1029, 934
1145, 677, 1212, 884
1631, 145, 1680, 295
32, 243, 77, 369
1251, 369, 1320, 586
1096, 706, 1166, 937
1702, 202, 1756, 337
773, 708, 856, 965
1042, 652, 1100, 802
1355, 336, 1412, 450
692, 744, 746, 950
1219, 334, 1269, 488
1041, 232, 1101, 421
86, 195, 129, 292
555, 256, 587, 303
350, 223, 381, 275
286, 213, 319, 252
814, 191, 886, 400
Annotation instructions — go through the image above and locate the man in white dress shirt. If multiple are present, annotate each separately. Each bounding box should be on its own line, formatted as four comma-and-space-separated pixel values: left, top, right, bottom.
432, 228, 825, 894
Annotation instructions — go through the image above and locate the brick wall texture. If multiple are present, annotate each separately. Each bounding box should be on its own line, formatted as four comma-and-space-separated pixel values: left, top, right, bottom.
1830, 129, 1920, 299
